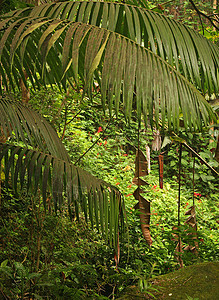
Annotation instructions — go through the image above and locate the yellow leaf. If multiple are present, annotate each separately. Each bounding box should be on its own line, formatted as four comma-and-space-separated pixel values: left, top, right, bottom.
1, 172, 5, 180
123, 165, 131, 171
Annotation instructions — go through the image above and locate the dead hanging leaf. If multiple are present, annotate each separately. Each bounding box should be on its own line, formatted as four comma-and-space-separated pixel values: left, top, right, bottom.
185, 205, 196, 216
171, 226, 184, 268
134, 202, 139, 210
175, 239, 184, 268
184, 205, 198, 254
134, 196, 152, 246
133, 148, 152, 246
139, 195, 152, 246
133, 173, 152, 246
134, 149, 148, 178
132, 177, 149, 186
185, 215, 196, 227
171, 225, 179, 241
133, 187, 145, 199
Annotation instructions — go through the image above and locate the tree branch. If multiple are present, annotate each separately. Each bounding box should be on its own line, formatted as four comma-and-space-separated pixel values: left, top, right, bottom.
74, 115, 114, 165
188, 0, 219, 31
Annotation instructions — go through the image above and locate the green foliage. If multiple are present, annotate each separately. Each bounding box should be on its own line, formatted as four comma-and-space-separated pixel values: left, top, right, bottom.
160, 129, 219, 192
0, 0, 30, 15
0, 1, 218, 129
1, 154, 218, 298
0, 0, 218, 298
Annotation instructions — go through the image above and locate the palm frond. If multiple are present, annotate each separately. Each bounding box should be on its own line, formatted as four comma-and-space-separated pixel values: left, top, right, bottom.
0, 142, 125, 247
0, 17, 216, 131
5, 0, 218, 94
0, 97, 70, 162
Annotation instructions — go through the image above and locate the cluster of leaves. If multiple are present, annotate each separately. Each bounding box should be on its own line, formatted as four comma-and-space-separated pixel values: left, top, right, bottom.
1, 145, 218, 299
159, 130, 219, 193
2, 85, 218, 299
152, 0, 218, 34
0, 0, 218, 298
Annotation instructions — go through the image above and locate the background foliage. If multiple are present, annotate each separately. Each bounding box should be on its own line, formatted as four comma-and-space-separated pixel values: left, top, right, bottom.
1, 86, 218, 299
0, 0, 218, 299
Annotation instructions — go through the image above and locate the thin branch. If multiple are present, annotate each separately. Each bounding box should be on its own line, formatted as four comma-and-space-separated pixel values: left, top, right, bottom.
192, 156, 195, 207
74, 115, 114, 165
61, 106, 68, 141
66, 109, 83, 126
183, 142, 219, 176
61, 108, 83, 140
178, 144, 182, 228
188, 0, 219, 31
158, 121, 219, 176
125, 135, 138, 150
177, 143, 183, 268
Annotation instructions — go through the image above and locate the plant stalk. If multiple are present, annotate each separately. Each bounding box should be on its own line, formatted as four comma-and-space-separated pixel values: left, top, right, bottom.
178, 144, 182, 227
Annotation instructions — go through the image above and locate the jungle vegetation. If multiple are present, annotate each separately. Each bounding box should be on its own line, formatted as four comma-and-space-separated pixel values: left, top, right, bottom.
0, 0, 218, 299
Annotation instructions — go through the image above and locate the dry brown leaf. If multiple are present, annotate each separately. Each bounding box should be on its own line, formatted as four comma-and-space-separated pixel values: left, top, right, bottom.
134, 149, 148, 177
185, 206, 196, 216
184, 205, 199, 253
132, 177, 149, 186
133, 190, 152, 246
133, 149, 152, 246
133, 187, 145, 200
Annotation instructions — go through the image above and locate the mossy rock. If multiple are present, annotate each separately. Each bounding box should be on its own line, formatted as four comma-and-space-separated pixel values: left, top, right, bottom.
117, 262, 219, 300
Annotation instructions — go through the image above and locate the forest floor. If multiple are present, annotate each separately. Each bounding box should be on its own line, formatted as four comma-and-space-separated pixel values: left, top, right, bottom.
118, 262, 219, 300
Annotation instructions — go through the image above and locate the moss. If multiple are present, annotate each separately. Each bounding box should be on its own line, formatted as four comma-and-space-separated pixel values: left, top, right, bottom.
118, 262, 219, 300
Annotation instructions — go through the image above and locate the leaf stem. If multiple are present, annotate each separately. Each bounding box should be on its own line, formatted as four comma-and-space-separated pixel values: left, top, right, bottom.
178, 143, 182, 228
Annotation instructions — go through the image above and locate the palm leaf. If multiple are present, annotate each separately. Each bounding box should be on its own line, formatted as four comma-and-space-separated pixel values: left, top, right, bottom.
6, 1, 218, 94
0, 97, 70, 162
0, 17, 216, 131
0, 142, 125, 248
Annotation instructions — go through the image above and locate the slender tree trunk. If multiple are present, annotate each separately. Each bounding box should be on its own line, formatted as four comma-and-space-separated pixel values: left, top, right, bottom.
145, 145, 150, 174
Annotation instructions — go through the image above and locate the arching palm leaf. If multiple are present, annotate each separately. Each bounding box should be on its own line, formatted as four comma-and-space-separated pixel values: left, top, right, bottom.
0, 97, 70, 162
0, 141, 125, 247
0, 17, 216, 131
6, 0, 219, 94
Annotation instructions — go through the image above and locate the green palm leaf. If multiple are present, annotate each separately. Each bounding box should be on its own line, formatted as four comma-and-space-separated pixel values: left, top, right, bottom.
0, 141, 125, 247
6, 1, 218, 94
0, 97, 70, 162
0, 18, 216, 130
